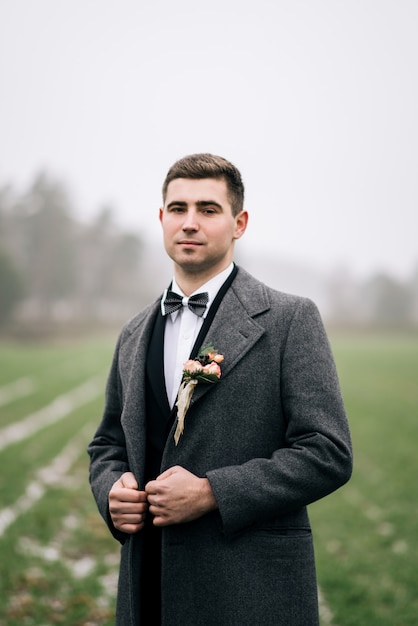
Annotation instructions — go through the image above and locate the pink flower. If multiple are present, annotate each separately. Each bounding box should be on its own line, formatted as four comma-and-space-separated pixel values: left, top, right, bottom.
183, 359, 203, 374
203, 362, 221, 378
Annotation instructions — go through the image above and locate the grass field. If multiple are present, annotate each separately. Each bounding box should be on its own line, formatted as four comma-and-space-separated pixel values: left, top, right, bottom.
0, 332, 417, 625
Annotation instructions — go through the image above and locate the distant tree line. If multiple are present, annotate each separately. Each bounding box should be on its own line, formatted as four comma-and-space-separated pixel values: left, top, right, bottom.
325, 266, 418, 330
0, 171, 417, 336
0, 172, 160, 336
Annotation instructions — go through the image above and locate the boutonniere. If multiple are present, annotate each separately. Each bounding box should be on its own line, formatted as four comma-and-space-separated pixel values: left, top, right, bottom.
174, 343, 224, 445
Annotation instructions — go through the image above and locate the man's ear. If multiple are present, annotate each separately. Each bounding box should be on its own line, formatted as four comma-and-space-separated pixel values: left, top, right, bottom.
233, 210, 248, 240
159, 207, 164, 223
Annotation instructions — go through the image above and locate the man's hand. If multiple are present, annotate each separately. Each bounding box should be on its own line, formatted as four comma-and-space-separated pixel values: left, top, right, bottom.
109, 472, 148, 534
145, 465, 218, 527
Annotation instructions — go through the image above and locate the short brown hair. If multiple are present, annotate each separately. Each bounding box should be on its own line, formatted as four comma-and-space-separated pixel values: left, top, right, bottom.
162, 153, 245, 216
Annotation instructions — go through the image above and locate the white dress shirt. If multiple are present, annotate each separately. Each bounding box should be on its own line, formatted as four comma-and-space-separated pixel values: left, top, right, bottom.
162, 263, 234, 408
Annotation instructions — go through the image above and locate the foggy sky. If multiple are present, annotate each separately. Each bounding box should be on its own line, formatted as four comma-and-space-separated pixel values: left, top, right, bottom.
1, 0, 417, 280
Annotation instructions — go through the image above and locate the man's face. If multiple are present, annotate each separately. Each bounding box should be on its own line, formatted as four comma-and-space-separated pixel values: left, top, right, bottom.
159, 177, 247, 278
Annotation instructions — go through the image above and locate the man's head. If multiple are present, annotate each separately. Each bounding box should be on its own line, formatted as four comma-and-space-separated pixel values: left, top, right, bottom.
162, 153, 245, 217
159, 154, 248, 290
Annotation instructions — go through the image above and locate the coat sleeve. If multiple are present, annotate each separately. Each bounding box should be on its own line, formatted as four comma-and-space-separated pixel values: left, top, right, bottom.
206, 296, 353, 536
87, 333, 130, 543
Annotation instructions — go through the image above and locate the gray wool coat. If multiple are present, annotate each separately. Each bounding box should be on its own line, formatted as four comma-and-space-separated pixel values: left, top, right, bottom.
88, 266, 353, 626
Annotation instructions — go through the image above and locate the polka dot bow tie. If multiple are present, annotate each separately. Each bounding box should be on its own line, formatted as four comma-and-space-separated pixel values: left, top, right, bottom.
162, 290, 209, 317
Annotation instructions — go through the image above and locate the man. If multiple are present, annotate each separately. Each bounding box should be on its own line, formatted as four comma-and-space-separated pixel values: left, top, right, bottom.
88, 153, 352, 625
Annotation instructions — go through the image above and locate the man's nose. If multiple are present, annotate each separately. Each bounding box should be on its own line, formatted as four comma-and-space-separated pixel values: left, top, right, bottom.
182, 210, 199, 230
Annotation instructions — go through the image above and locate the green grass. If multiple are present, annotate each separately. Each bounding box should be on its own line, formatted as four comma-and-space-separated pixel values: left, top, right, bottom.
0, 337, 119, 625
0, 339, 112, 428
310, 333, 418, 626
0, 333, 417, 625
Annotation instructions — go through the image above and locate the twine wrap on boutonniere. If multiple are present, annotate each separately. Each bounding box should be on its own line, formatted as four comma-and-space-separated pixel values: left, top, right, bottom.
174, 343, 224, 445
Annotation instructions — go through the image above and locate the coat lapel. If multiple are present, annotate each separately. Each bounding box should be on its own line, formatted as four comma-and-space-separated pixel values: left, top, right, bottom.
189, 268, 270, 405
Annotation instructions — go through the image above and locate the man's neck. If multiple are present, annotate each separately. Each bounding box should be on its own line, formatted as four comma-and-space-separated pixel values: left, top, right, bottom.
174, 263, 233, 296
